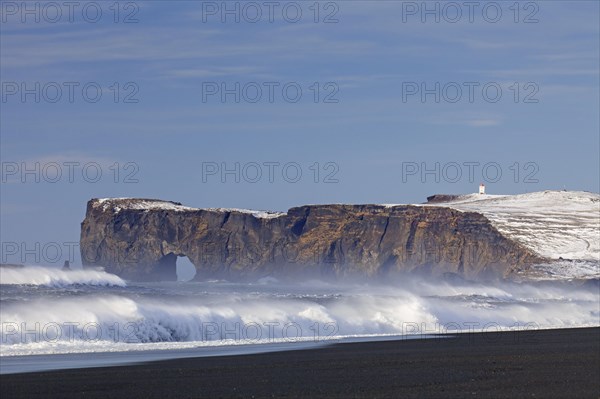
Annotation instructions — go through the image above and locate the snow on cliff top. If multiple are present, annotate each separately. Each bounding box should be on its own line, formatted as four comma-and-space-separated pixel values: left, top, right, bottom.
94, 191, 600, 261
421, 190, 600, 262
93, 198, 285, 219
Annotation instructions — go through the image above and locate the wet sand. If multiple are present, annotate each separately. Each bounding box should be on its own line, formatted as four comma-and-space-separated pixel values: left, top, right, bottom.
2, 327, 599, 398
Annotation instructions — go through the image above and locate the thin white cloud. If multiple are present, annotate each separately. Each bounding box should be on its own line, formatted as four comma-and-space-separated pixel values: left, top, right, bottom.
165, 66, 267, 79
427, 112, 503, 128
482, 68, 599, 78
466, 119, 501, 127
24, 153, 121, 166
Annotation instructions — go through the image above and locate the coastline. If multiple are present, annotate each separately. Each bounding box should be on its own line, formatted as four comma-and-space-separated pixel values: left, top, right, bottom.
2, 327, 598, 398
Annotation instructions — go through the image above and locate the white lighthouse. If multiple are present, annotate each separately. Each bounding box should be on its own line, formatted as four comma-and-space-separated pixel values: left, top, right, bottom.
479, 183, 485, 195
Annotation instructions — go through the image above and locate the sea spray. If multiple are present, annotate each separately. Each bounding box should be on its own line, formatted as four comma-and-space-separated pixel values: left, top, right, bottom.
0, 266, 127, 287
1, 278, 598, 356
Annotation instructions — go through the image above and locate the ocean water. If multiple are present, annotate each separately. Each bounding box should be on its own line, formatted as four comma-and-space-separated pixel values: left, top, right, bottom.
1, 266, 599, 373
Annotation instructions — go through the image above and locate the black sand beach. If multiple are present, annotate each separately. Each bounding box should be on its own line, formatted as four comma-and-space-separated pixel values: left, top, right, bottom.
2, 327, 599, 398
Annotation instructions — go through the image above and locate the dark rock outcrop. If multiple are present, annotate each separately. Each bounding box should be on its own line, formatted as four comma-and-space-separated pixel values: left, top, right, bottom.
426, 194, 461, 204
80, 198, 542, 281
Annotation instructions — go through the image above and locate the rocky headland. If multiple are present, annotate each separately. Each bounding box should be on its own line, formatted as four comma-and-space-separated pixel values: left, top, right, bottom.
79, 196, 550, 281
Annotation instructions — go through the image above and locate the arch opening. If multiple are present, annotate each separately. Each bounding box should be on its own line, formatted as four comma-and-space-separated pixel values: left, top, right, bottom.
176, 255, 197, 282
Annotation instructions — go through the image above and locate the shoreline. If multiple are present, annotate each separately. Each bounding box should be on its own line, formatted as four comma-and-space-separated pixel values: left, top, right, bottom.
2, 327, 598, 398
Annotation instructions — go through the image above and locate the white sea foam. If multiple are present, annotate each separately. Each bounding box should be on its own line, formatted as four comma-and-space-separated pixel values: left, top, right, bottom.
1, 280, 597, 357
0, 266, 126, 287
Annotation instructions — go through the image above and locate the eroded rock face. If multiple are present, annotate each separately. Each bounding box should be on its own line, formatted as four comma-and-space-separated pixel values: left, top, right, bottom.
80, 198, 542, 281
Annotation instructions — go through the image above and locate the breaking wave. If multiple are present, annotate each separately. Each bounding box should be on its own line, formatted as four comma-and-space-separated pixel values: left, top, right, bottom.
1, 279, 598, 356
0, 266, 126, 287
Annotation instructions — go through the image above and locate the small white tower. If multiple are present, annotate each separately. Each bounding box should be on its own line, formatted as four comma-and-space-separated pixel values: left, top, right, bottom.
479, 183, 485, 195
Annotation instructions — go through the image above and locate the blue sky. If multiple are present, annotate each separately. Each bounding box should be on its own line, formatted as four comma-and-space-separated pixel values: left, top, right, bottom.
1, 1, 599, 267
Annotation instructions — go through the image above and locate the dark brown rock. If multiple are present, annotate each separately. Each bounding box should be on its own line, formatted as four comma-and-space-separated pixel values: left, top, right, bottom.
426, 194, 461, 203
80, 198, 542, 281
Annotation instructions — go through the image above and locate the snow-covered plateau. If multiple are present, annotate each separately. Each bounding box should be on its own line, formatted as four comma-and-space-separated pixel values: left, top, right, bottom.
421, 190, 599, 280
